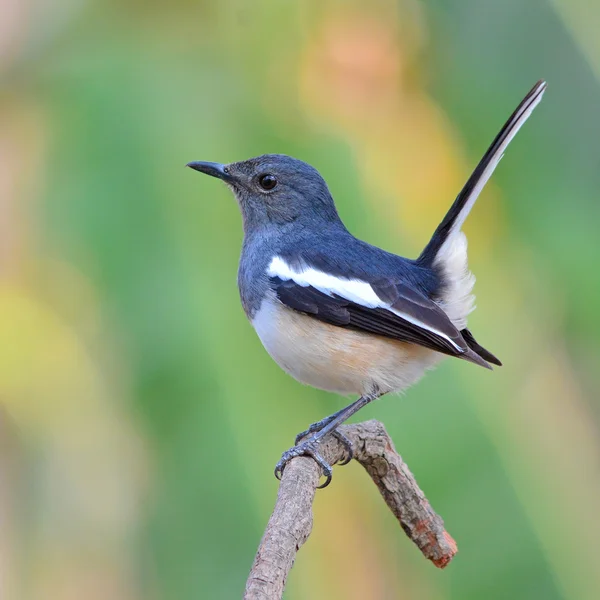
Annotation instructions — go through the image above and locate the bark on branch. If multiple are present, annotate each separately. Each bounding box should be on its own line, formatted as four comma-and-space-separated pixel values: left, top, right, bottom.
243, 420, 457, 600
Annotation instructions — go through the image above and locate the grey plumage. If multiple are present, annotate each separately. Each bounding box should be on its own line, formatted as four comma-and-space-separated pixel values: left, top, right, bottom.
187, 80, 546, 485
192, 152, 494, 373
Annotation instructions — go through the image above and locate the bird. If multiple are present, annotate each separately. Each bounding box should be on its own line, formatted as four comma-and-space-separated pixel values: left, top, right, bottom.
187, 80, 546, 487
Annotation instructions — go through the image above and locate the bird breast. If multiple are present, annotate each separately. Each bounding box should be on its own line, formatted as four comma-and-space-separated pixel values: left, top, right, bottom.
251, 295, 443, 396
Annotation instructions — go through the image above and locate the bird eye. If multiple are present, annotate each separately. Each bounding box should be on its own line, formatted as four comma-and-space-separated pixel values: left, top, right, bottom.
258, 173, 277, 190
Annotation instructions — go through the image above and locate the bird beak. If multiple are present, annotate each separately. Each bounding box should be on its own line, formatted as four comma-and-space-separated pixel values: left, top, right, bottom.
186, 161, 233, 182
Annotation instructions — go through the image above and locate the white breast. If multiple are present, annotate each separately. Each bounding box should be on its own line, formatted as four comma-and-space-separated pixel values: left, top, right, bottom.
252, 295, 442, 396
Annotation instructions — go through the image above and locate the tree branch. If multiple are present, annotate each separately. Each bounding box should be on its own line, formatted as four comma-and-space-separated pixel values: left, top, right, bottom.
243, 420, 457, 600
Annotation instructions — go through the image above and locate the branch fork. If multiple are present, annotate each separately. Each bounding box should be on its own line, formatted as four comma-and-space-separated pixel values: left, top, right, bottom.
244, 420, 457, 600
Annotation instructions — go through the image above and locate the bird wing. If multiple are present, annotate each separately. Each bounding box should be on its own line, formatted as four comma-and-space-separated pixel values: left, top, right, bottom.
267, 255, 491, 368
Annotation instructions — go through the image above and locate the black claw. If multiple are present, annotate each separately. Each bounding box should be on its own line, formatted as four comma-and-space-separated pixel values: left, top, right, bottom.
316, 462, 333, 489
274, 439, 334, 488
306, 447, 333, 488
279, 425, 354, 486
333, 430, 354, 465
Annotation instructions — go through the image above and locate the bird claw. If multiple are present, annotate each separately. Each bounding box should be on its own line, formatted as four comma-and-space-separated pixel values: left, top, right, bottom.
295, 419, 354, 467
333, 430, 354, 465
274, 428, 353, 488
274, 439, 333, 488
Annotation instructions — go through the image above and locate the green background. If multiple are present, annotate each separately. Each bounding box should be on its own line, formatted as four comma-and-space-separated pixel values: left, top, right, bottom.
1, 0, 599, 598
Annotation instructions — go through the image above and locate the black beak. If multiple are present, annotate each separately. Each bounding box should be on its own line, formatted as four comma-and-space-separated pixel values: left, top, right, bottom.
186, 161, 232, 182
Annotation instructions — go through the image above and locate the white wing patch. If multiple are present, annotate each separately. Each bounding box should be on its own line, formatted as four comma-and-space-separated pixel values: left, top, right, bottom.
268, 256, 381, 307
267, 256, 463, 351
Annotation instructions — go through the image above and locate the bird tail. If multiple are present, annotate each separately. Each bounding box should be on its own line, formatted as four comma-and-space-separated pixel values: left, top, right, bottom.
418, 80, 546, 266
461, 328, 502, 367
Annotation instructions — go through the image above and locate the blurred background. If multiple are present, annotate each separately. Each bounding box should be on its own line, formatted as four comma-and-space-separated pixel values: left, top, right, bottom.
1, 0, 599, 598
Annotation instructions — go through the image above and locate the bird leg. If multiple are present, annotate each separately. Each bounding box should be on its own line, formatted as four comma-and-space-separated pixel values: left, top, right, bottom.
294, 407, 347, 444
294, 410, 354, 466
275, 392, 380, 488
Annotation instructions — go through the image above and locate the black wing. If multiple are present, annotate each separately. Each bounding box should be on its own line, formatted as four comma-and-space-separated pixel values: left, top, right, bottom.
271, 276, 492, 368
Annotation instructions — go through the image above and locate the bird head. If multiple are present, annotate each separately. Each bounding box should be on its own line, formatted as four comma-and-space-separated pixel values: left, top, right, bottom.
187, 154, 340, 231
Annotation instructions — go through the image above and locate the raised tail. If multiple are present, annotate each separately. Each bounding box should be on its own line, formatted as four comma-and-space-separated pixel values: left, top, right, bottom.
418, 80, 546, 266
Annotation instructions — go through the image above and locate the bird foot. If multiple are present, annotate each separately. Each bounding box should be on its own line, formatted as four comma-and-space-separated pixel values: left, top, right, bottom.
275, 429, 354, 488
274, 438, 333, 488
295, 416, 354, 465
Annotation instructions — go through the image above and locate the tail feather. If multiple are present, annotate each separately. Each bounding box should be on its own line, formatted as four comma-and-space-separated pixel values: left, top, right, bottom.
418, 80, 546, 266
461, 346, 493, 370
461, 328, 502, 366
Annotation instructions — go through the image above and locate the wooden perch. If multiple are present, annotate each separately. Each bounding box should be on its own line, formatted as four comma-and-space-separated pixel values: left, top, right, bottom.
243, 420, 457, 600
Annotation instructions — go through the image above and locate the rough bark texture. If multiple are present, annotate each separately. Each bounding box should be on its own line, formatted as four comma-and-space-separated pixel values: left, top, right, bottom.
243, 420, 457, 600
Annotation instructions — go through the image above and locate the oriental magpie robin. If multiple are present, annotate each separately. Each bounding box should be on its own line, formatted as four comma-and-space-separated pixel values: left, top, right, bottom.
187, 80, 546, 487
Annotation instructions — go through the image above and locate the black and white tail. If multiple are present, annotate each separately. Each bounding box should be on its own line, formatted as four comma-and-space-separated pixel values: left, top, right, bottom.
418, 81, 546, 363
419, 80, 546, 266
